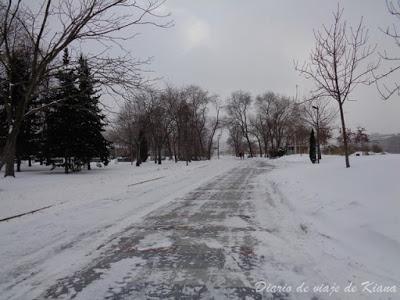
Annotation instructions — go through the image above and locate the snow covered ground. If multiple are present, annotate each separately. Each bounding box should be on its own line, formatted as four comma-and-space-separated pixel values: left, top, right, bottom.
0, 159, 239, 220
0, 154, 399, 299
0, 158, 241, 299
266, 153, 400, 298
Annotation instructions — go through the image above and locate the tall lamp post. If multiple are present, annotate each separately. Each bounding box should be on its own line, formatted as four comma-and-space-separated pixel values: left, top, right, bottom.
312, 105, 321, 163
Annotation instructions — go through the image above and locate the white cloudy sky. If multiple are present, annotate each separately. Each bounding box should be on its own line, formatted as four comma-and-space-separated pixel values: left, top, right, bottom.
105, 0, 400, 134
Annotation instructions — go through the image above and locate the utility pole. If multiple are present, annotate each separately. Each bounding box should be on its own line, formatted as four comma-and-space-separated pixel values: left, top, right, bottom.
312, 105, 321, 163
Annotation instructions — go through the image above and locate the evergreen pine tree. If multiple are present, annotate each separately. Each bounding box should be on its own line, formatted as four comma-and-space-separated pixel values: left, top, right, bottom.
45, 50, 110, 173
76, 54, 110, 169
16, 96, 42, 171
45, 48, 82, 173
309, 129, 317, 164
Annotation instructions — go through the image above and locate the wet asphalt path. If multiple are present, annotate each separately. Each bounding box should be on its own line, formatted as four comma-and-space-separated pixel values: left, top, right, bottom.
43, 160, 281, 300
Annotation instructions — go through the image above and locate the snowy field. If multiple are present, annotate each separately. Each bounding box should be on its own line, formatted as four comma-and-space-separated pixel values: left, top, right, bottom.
0, 154, 399, 299
267, 153, 400, 298
0, 159, 240, 220
0, 158, 241, 299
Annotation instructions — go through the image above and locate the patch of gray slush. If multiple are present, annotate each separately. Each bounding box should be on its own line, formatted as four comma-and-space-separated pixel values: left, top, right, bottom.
43, 160, 291, 299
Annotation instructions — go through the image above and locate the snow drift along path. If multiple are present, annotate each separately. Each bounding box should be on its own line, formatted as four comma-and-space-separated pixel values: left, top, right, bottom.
267, 154, 400, 299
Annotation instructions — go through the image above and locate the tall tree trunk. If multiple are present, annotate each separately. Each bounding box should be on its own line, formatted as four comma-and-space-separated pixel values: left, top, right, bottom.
130, 144, 135, 165
167, 137, 173, 160
136, 142, 141, 167
1, 90, 32, 177
17, 158, 21, 172
256, 137, 263, 157
263, 136, 268, 158
317, 141, 321, 160
5, 155, 15, 176
157, 146, 162, 165
185, 140, 190, 166
244, 132, 253, 157
207, 122, 219, 160
207, 142, 212, 160
207, 136, 214, 160
339, 104, 350, 168
1, 129, 19, 177
173, 138, 178, 163
198, 136, 205, 159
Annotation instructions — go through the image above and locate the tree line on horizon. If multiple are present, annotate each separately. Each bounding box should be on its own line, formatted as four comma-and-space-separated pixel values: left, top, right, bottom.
0, 43, 384, 176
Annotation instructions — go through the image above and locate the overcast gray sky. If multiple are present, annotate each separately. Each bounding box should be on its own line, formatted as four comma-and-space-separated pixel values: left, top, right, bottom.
111, 0, 400, 134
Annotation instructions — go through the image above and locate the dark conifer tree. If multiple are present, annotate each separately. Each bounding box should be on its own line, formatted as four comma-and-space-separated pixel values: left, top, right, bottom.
16, 99, 42, 171
45, 48, 81, 173
76, 55, 110, 169
45, 50, 110, 173
309, 129, 317, 164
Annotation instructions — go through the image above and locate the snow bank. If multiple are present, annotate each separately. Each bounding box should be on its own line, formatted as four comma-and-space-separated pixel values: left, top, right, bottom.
268, 154, 400, 296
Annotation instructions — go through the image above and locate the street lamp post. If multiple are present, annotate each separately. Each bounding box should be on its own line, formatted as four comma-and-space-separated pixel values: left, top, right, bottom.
312, 105, 320, 164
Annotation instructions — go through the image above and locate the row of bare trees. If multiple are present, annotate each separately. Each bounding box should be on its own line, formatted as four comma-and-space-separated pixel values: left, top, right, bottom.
110, 87, 337, 164
226, 91, 335, 158
109, 86, 221, 165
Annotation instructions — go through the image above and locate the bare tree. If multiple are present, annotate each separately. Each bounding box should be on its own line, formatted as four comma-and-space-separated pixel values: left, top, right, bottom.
183, 85, 210, 160
295, 6, 377, 168
255, 93, 273, 156
286, 103, 309, 155
353, 126, 369, 151
176, 100, 192, 165
301, 98, 336, 132
249, 116, 264, 157
255, 92, 293, 157
109, 98, 148, 165
206, 97, 221, 160
0, 0, 171, 177
373, 0, 400, 99
226, 91, 254, 157
301, 97, 336, 158
227, 122, 244, 157
148, 89, 172, 165
162, 86, 181, 162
